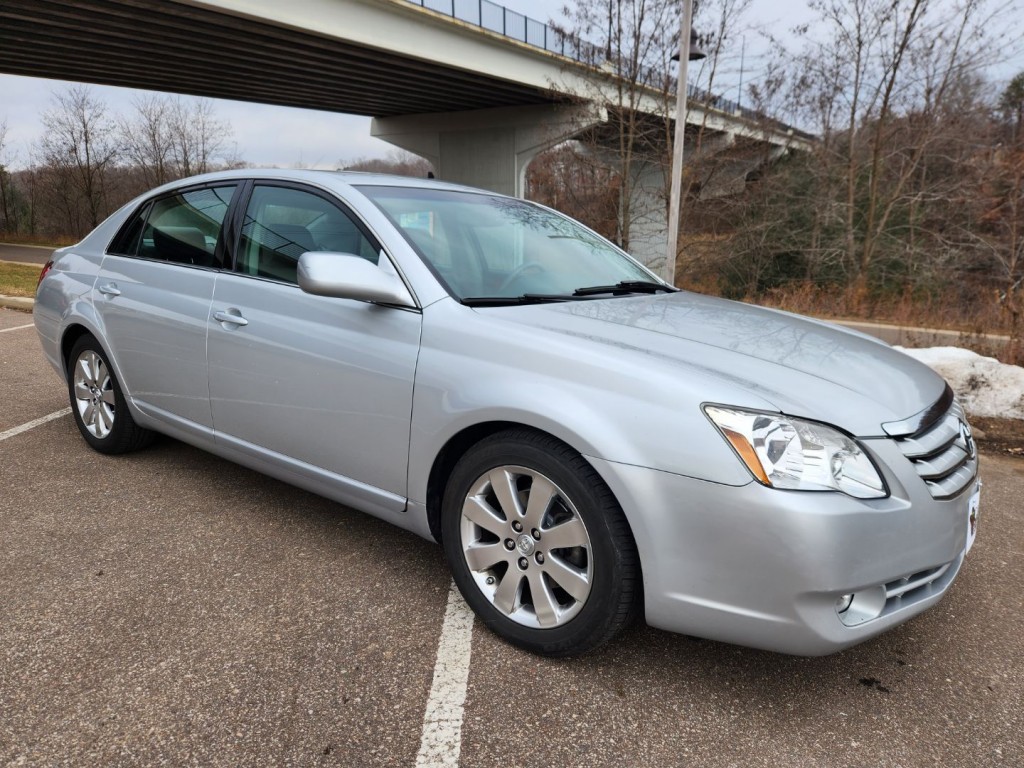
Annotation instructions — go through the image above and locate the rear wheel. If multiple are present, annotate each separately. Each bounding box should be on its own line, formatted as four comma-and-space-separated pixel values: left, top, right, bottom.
441, 429, 639, 656
67, 335, 154, 454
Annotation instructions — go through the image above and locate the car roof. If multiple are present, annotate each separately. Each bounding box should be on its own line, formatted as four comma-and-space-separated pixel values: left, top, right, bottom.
158, 168, 490, 196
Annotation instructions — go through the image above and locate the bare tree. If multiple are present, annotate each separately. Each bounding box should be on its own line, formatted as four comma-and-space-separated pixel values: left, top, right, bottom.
1001, 71, 1024, 143
542, 0, 757, 273
526, 143, 621, 241
554, 0, 680, 258
119, 95, 173, 188
685, 0, 754, 174
976, 77, 1024, 359
0, 120, 14, 233
117, 94, 238, 199
23, 90, 238, 238
781, 0, 1010, 291
167, 97, 231, 177
344, 149, 433, 177
36, 86, 121, 235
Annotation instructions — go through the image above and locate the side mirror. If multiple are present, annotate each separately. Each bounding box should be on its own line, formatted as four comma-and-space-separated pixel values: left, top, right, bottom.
297, 252, 415, 306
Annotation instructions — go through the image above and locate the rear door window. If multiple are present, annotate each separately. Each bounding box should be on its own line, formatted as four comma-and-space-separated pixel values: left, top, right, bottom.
108, 185, 237, 268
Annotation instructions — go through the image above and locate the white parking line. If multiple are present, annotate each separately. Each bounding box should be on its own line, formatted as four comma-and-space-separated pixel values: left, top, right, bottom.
0, 408, 72, 442
415, 582, 475, 768
0, 323, 35, 334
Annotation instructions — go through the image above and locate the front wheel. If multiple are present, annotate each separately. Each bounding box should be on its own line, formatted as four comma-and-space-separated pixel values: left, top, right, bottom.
441, 429, 640, 656
67, 334, 154, 454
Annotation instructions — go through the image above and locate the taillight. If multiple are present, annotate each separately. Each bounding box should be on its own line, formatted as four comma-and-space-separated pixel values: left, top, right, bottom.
37, 259, 54, 288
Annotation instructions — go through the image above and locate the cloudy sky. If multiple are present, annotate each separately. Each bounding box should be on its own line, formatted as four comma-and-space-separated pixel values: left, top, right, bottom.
1, 0, 1021, 170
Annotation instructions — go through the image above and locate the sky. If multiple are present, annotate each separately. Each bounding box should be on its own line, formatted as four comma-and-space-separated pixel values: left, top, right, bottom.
1, 0, 1022, 171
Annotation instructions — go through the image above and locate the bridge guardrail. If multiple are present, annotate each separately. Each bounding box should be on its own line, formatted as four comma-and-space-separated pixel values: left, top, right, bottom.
406, 0, 811, 139
412, 0, 603, 62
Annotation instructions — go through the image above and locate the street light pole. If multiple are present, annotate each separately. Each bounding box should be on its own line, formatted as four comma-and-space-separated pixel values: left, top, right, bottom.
663, 0, 696, 285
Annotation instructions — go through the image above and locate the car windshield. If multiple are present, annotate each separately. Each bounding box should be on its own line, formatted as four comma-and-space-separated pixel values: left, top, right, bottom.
356, 185, 660, 303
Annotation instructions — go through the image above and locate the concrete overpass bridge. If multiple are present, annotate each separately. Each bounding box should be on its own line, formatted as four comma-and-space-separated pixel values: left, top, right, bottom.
0, 0, 810, 266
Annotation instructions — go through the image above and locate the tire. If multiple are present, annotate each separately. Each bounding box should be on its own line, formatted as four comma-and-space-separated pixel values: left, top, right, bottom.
67, 334, 155, 454
441, 428, 640, 656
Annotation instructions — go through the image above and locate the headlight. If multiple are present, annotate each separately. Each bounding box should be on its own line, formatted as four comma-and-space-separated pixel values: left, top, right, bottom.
704, 406, 887, 499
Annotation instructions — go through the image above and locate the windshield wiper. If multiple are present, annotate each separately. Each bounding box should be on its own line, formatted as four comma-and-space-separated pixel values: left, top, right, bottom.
462, 281, 677, 306
572, 280, 679, 297
461, 294, 578, 307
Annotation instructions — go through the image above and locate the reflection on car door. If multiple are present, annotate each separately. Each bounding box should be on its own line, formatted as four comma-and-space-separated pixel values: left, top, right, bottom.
207, 183, 421, 514
96, 184, 237, 433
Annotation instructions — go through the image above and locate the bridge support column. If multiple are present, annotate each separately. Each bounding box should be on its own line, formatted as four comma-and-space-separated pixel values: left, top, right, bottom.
625, 161, 671, 273
697, 142, 788, 198
602, 133, 789, 272
371, 104, 605, 198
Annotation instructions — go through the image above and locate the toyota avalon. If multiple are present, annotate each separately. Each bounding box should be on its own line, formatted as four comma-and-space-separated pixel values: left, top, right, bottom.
34, 169, 981, 657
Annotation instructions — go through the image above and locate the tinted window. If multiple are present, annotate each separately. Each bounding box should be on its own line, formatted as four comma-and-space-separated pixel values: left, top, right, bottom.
110, 185, 237, 266
237, 185, 380, 285
108, 201, 152, 257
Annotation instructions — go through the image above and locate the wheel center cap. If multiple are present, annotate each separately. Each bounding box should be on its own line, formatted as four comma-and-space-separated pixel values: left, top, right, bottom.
516, 533, 535, 556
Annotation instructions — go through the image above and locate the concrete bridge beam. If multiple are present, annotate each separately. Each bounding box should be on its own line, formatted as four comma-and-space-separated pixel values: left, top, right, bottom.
695, 142, 789, 199
372, 103, 607, 198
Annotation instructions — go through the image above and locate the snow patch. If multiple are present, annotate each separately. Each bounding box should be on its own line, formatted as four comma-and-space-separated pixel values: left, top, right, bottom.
896, 346, 1024, 420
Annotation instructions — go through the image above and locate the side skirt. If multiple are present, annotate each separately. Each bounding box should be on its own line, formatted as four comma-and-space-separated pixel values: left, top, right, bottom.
130, 400, 435, 541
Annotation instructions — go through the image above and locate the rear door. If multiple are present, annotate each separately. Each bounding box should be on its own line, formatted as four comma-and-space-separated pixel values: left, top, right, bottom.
207, 182, 421, 508
96, 184, 238, 433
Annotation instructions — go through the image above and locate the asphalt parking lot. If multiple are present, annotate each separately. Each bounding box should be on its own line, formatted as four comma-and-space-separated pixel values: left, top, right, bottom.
1, 305, 1022, 767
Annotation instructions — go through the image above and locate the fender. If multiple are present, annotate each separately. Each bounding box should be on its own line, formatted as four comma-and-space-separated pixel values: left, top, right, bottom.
405, 302, 767, 507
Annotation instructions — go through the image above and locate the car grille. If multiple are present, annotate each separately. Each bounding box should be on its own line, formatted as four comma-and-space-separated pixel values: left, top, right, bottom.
894, 400, 978, 500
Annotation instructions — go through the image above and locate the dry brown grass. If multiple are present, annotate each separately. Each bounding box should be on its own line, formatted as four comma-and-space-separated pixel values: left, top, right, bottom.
0, 234, 77, 248
673, 277, 1023, 366
0, 262, 42, 298
748, 282, 1011, 335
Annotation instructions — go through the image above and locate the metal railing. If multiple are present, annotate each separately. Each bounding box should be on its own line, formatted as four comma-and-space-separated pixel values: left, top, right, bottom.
405, 0, 800, 132
411, 0, 603, 62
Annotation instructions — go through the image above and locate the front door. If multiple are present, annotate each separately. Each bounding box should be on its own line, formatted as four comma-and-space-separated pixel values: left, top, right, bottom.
207, 183, 421, 508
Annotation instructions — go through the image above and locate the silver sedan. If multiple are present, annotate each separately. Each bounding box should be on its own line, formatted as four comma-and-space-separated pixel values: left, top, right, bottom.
34, 169, 981, 656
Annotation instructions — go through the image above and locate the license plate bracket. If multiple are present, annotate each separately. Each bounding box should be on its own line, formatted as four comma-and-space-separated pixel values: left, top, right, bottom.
966, 484, 981, 554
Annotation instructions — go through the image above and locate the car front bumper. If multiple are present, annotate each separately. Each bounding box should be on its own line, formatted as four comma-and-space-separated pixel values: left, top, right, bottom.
586, 438, 978, 656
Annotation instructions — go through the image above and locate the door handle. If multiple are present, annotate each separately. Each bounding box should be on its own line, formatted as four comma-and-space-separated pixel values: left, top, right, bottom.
97, 283, 121, 297
213, 309, 249, 327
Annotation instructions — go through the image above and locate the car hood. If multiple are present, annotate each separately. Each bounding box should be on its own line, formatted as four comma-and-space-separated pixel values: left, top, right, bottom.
483, 291, 947, 437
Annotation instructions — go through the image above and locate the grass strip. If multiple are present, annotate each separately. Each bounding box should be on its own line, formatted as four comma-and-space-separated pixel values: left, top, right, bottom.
0, 262, 42, 298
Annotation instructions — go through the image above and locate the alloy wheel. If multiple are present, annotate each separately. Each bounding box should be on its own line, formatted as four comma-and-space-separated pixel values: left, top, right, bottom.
73, 350, 116, 439
459, 465, 594, 629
